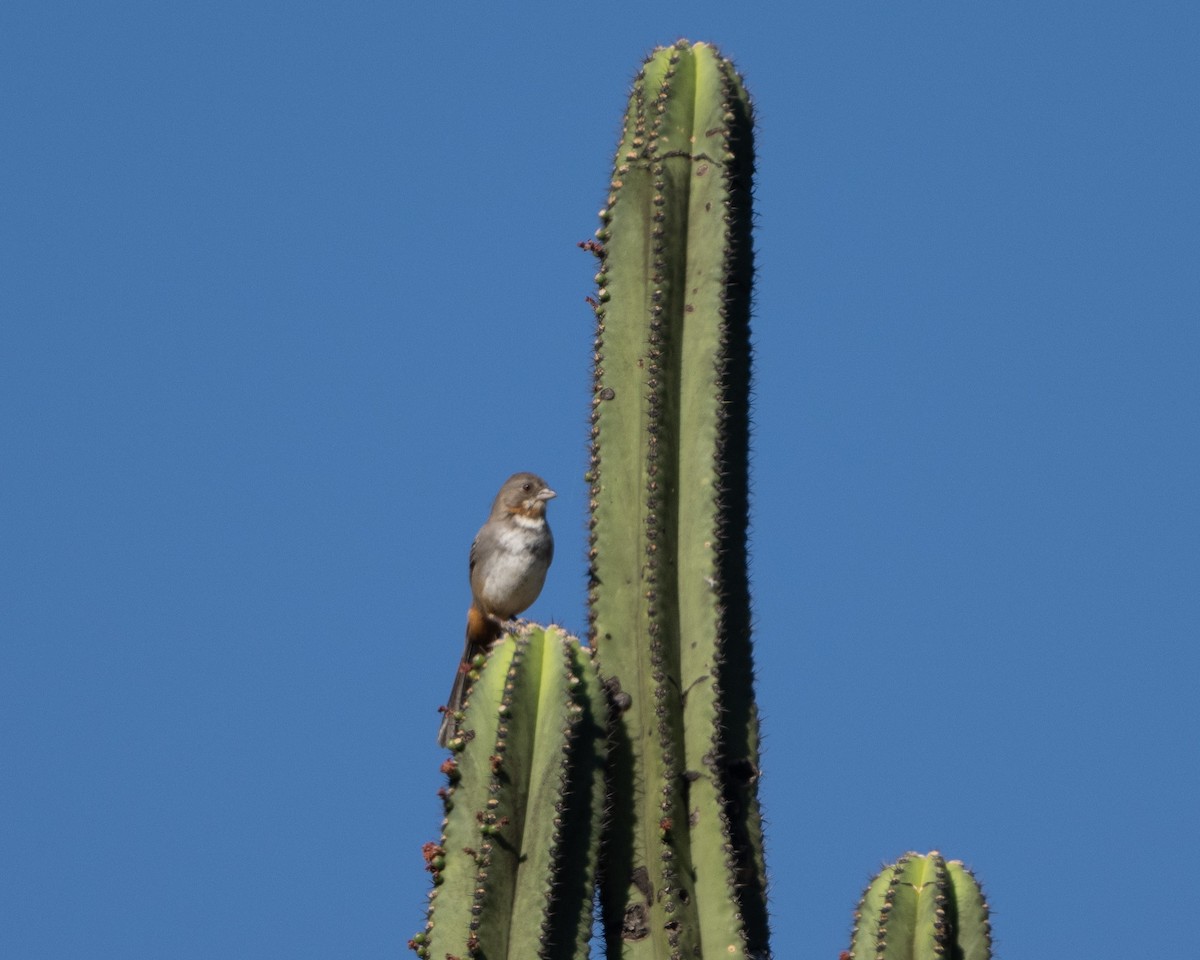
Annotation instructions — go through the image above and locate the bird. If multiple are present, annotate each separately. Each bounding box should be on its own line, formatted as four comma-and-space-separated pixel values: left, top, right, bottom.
437, 472, 555, 747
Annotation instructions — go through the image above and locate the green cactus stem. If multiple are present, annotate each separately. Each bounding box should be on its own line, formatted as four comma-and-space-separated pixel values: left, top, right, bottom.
413, 626, 607, 960
849, 851, 992, 960
587, 40, 767, 960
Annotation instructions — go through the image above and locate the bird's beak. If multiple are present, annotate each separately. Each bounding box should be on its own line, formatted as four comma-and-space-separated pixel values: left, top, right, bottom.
538, 488, 557, 501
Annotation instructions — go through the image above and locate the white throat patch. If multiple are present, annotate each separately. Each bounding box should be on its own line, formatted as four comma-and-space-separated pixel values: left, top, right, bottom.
509, 512, 544, 531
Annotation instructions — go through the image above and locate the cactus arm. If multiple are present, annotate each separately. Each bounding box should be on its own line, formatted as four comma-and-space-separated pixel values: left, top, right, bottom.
849, 852, 993, 960
589, 40, 766, 960
416, 628, 606, 960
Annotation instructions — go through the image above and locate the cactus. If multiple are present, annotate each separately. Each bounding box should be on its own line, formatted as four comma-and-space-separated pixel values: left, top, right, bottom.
413, 626, 607, 960
586, 40, 768, 960
413, 40, 998, 960
849, 852, 992, 960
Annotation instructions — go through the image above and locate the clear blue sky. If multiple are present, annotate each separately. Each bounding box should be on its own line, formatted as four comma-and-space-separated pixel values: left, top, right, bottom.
3, 3, 1197, 958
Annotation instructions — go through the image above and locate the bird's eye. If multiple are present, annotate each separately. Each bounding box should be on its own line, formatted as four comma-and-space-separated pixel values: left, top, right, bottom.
522, 482, 532, 492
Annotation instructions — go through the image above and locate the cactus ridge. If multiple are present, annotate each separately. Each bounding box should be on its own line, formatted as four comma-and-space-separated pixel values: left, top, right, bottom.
543, 640, 609, 958
589, 39, 767, 960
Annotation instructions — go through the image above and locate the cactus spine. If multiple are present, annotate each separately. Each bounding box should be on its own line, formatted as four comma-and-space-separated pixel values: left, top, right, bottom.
849, 851, 992, 960
415, 626, 607, 960
587, 41, 768, 960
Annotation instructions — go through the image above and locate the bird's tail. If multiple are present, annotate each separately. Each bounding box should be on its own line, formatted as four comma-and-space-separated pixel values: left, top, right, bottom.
436, 606, 501, 747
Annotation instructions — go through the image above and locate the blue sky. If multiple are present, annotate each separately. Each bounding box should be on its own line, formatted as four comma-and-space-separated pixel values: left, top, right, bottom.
3, 3, 1197, 957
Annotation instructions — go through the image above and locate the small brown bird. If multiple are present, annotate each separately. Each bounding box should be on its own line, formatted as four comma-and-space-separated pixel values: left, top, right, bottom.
437, 472, 555, 747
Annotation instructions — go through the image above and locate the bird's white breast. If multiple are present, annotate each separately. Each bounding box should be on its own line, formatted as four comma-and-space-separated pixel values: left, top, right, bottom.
474, 519, 550, 618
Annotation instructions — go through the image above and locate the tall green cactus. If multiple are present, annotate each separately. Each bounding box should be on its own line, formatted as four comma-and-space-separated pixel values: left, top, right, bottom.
413, 40, 997, 960
849, 851, 992, 960
586, 40, 768, 960
413, 626, 607, 960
